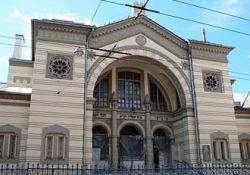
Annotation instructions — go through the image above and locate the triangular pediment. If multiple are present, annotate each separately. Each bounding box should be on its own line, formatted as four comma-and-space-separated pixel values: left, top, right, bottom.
90, 16, 188, 56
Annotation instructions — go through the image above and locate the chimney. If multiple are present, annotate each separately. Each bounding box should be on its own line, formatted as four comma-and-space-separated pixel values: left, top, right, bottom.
131, 2, 146, 17
13, 34, 25, 59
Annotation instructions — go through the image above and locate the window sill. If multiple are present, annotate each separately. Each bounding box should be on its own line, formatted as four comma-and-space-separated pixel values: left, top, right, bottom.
212, 159, 232, 164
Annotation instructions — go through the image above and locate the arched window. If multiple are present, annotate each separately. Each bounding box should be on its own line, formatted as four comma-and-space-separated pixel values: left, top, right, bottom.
118, 71, 141, 109
41, 125, 69, 163
150, 81, 167, 111
211, 131, 230, 162
94, 76, 109, 107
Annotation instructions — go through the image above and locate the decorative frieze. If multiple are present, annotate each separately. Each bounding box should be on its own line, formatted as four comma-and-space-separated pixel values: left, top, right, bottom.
151, 115, 169, 121
37, 29, 86, 45
93, 113, 111, 119
118, 113, 145, 120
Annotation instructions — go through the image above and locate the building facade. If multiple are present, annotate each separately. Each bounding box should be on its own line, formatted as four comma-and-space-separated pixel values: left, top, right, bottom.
0, 15, 250, 167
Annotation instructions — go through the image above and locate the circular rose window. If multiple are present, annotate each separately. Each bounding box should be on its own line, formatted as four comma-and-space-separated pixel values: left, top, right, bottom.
204, 73, 220, 91
48, 56, 72, 79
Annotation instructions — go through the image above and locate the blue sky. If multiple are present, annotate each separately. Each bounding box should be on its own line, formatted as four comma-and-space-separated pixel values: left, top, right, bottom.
0, 0, 249, 102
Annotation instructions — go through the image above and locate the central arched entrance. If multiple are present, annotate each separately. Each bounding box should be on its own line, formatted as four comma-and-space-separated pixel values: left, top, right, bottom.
153, 128, 171, 167
119, 125, 144, 167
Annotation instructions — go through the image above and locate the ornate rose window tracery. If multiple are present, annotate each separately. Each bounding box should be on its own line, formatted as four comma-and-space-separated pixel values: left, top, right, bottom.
47, 55, 73, 79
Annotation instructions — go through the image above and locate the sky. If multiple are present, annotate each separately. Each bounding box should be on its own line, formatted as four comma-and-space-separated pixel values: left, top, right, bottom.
0, 0, 249, 103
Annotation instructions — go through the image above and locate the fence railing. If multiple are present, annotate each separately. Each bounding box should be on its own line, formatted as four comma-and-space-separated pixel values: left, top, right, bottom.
0, 163, 250, 175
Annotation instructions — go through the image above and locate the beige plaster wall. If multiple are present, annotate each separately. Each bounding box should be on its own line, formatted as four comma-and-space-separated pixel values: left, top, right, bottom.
0, 99, 30, 162
7, 63, 33, 88
26, 40, 85, 163
192, 51, 241, 163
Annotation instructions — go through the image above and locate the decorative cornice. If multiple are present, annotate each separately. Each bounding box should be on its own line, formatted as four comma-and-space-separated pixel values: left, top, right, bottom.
0, 91, 31, 101
33, 19, 94, 35
235, 106, 250, 115
9, 58, 34, 67
189, 40, 234, 54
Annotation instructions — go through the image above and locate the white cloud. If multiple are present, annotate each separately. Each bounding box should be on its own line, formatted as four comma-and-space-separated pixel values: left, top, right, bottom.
233, 92, 245, 104
10, 8, 95, 25
9, 9, 96, 60
201, 0, 245, 26
83, 18, 95, 26
11, 8, 21, 18
46, 12, 81, 22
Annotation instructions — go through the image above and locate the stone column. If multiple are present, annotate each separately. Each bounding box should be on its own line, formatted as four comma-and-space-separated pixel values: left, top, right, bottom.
111, 92, 118, 168
170, 138, 175, 165
144, 94, 153, 167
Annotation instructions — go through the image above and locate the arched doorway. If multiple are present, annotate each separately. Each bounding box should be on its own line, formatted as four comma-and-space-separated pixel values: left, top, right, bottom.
119, 125, 144, 167
92, 126, 109, 164
153, 129, 171, 167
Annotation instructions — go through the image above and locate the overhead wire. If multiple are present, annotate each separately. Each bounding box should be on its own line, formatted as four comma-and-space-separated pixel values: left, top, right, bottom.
1, 0, 249, 82
91, 0, 103, 23
102, 0, 250, 37
1, 41, 250, 82
171, 0, 250, 22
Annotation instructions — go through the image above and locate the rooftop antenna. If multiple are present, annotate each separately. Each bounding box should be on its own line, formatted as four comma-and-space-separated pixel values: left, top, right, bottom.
202, 28, 207, 42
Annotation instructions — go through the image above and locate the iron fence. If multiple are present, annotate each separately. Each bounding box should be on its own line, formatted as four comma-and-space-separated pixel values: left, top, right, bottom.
0, 163, 249, 175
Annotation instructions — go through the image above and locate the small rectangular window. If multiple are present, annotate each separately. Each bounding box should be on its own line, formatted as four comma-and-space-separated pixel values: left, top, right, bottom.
8, 135, 17, 159
57, 135, 65, 160
213, 141, 219, 160
46, 136, 53, 159
240, 142, 244, 160
0, 135, 4, 158
246, 142, 250, 159
221, 141, 226, 160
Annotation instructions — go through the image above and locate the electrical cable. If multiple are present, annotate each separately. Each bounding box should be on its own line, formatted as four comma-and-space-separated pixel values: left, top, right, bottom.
171, 0, 250, 22
1, 41, 250, 82
102, 0, 250, 37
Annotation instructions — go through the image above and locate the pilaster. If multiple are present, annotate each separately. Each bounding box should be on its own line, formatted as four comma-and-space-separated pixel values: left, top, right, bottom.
144, 94, 153, 167
111, 92, 118, 168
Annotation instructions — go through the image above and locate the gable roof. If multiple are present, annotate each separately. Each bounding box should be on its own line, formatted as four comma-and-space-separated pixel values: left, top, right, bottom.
91, 15, 187, 49
31, 15, 234, 61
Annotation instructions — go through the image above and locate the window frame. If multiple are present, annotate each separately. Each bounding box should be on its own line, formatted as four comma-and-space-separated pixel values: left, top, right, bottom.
239, 134, 250, 163
117, 70, 143, 110
41, 125, 69, 164
93, 75, 110, 108
0, 125, 21, 163
149, 80, 168, 111
210, 131, 231, 163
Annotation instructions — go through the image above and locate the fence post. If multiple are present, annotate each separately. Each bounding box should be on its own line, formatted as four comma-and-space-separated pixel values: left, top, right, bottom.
26, 163, 29, 175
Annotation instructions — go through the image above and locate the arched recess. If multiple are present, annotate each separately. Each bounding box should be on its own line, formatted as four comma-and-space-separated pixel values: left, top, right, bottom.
87, 45, 192, 109
151, 124, 174, 139
93, 122, 111, 137
153, 128, 172, 166
117, 121, 145, 137
119, 123, 144, 163
92, 124, 109, 162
